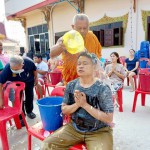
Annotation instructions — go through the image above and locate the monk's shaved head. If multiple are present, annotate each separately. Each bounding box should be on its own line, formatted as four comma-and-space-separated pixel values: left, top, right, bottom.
73, 14, 89, 25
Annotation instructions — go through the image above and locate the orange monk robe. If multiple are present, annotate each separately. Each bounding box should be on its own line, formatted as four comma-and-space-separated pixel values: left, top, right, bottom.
62, 31, 102, 84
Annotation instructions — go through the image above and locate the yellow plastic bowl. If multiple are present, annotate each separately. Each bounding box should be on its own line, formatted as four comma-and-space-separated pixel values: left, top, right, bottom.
63, 30, 84, 54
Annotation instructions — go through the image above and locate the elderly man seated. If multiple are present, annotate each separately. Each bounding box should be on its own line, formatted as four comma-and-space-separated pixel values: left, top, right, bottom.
34, 53, 48, 98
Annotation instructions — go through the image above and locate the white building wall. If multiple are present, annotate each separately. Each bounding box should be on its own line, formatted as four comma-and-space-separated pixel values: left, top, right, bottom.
26, 11, 46, 27
50, 2, 76, 46
6, 0, 150, 59
136, 0, 150, 50
52, 2, 76, 32
5, 20, 26, 47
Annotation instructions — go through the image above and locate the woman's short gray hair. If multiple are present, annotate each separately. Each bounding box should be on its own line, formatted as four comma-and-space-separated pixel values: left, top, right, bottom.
73, 14, 89, 25
10, 55, 24, 66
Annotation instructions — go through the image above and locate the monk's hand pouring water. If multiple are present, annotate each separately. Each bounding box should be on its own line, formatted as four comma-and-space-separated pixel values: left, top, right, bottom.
74, 90, 87, 108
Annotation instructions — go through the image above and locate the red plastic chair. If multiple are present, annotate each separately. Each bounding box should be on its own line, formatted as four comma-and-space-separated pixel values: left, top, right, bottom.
119, 56, 127, 66
28, 122, 86, 150
117, 88, 123, 112
45, 72, 62, 96
51, 86, 66, 97
0, 82, 28, 150
127, 75, 138, 90
49, 72, 62, 85
69, 144, 87, 150
132, 68, 150, 112
28, 87, 86, 150
2, 83, 13, 127
35, 78, 46, 99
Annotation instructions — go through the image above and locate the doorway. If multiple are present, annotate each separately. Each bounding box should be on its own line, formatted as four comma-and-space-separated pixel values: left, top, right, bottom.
147, 16, 150, 42
34, 35, 40, 53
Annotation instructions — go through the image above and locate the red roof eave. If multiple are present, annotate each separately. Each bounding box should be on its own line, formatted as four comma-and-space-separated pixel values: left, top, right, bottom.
7, 0, 59, 19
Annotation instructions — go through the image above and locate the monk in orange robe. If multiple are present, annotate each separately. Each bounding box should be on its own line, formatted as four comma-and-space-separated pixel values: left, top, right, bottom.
50, 14, 102, 84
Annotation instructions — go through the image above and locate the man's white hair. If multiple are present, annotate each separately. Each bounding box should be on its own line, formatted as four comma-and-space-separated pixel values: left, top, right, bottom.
10, 55, 24, 66
72, 14, 89, 25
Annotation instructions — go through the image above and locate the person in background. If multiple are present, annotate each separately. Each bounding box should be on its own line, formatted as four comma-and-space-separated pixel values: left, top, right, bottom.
19, 52, 24, 56
0, 42, 17, 109
26, 49, 34, 60
105, 52, 126, 106
0, 41, 9, 66
50, 13, 102, 84
42, 52, 113, 150
34, 53, 48, 98
124, 49, 139, 92
45, 48, 50, 61
0, 55, 37, 122
47, 57, 64, 86
0, 60, 3, 72
47, 57, 59, 72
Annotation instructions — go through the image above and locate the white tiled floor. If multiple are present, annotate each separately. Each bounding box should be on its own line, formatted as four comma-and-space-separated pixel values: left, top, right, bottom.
1, 84, 150, 150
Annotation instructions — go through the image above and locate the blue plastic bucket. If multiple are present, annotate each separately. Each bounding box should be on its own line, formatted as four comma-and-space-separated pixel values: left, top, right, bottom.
37, 97, 63, 131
